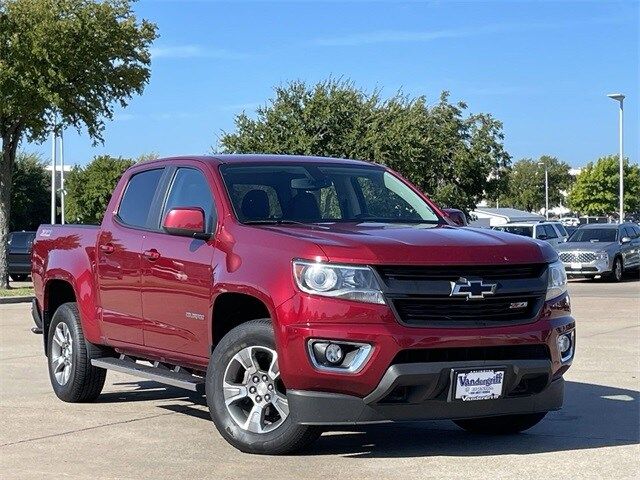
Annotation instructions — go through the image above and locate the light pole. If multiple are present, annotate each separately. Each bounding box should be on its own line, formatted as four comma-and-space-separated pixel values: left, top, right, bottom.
538, 161, 549, 220
607, 93, 625, 223
50, 114, 57, 224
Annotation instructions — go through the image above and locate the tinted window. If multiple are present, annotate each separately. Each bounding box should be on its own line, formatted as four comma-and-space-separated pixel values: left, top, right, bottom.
633, 226, 640, 238
220, 164, 440, 224
163, 168, 215, 231
8, 232, 35, 248
568, 228, 618, 243
494, 226, 533, 237
622, 227, 635, 239
544, 225, 558, 239
118, 169, 164, 228
555, 223, 568, 236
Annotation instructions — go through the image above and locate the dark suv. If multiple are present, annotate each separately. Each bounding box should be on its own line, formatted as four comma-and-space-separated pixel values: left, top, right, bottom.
7, 231, 36, 281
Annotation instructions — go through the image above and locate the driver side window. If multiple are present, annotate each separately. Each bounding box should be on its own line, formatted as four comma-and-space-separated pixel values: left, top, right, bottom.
163, 168, 216, 232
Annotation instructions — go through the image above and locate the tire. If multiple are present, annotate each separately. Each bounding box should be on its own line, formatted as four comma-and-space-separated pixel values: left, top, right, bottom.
10, 274, 28, 282
47, 302, 107, 402
206, 319, 321, 455
609, 257, 623, 282
453, 412, 547, 435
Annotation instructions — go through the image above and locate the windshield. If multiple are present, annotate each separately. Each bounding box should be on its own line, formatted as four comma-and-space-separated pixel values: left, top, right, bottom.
493, 225, 533, 237
220, 164, 441, 225
568, 228, 618, 243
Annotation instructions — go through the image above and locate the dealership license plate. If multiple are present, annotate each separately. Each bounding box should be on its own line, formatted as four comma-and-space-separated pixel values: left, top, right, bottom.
451, 369, 505, 401
571, 262, 582, 270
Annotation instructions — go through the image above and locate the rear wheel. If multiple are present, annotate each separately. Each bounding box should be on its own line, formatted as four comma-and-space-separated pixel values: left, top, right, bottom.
47, 303, 106, 402
453, 412, 547, 435
206, 319, 321, 454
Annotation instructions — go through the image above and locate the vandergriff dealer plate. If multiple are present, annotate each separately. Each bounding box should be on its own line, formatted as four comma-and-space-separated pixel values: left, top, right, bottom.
451, 368, 505, 401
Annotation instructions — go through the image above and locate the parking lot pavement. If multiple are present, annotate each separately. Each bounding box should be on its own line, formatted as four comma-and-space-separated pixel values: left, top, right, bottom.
1, 280, 638, 480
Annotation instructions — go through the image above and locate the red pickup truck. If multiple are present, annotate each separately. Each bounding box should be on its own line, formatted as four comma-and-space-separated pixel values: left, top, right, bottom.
31, 155, 575, 454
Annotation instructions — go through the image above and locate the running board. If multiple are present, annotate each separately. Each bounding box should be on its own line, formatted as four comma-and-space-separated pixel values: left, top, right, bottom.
91, 356, 205, 393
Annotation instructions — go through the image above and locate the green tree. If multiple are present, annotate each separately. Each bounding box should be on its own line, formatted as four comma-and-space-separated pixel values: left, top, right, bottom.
0, 0, 157, 287
501, 156, 573, 212
10, 152, 50, 231
66, 155, 135, 224
219, 79, 511, 212
568, 155, 640, 217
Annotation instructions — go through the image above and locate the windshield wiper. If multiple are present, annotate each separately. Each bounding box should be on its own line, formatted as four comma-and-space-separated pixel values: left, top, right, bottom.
243, 219, 329, 229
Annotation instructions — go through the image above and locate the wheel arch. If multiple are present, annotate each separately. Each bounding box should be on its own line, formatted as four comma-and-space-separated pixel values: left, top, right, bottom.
211, 290, 275, 351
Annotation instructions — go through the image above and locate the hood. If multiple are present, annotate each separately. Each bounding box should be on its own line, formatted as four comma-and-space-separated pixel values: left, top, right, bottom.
557, 241, 616, 252
257, 223, 556, 265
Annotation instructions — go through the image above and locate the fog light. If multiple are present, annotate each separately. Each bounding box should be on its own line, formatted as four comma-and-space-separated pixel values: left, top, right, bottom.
325, 344, 344, 364
308, 339, 373, 373
557, 331, 574, 361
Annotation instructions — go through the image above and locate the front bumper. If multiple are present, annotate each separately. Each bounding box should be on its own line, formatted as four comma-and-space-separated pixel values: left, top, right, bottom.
288, 361, 564, 425
562, 258, 611, 276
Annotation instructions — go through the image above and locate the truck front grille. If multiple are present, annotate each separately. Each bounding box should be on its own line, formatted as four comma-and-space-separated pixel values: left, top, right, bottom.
376, 263, 545, 282
375, 264, 548, 327
392, 296, 543, 326
391, 344, 550, 364
559, 251, 596, 263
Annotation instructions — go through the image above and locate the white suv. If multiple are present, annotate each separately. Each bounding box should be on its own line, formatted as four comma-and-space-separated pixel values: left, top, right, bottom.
492, 221, 569, 248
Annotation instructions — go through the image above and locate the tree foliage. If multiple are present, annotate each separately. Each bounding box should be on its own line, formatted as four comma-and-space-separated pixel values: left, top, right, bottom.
0, 0, 157, 287
568, 155, 640, 216
500, 156, 573, 212
219, 80, 511, 211
10, 152, 50, 231
66, 155, 135, 224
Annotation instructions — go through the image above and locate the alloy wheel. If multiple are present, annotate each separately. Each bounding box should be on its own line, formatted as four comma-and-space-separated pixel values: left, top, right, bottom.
50, 322, 73, 385
222, 346, 289, 434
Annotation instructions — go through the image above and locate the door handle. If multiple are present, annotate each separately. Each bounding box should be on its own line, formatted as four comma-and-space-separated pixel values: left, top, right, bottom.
99, 243, 115, 254
143, 249, 161, 261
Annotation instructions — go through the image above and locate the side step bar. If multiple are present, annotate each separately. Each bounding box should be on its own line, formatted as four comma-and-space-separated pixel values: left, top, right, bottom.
91, 356, 205, 393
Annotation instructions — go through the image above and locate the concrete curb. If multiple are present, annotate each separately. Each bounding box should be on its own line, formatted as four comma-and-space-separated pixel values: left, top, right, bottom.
0, 296, 34, 305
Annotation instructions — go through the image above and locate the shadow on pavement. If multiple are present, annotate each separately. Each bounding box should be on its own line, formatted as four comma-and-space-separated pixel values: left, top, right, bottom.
99, 380, 638, 457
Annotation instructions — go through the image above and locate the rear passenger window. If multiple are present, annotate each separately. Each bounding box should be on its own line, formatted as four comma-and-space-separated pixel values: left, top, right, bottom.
118, 169, 164, 228
163, 168, 216, 232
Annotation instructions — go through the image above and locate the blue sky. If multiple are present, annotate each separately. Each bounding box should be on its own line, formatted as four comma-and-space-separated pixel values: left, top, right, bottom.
27, 0, 639, 168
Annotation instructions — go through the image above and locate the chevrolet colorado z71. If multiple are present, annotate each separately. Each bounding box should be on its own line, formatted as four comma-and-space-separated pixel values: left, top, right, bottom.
32, 155, 575, 454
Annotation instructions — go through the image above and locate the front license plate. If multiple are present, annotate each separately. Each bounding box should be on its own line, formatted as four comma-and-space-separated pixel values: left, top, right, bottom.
451, 369, 505, 401
570, 262, 581, 270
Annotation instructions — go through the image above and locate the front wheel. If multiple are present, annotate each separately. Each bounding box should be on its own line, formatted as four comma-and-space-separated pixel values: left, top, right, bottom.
453, 412, 547, 434
206, 319, 321, 454
609, 257, 623, 282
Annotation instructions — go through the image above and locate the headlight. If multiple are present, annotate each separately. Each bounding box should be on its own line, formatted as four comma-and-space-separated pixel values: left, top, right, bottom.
546, 260, 568, 300
594, 251, 608, 261
293, 260, 386, 305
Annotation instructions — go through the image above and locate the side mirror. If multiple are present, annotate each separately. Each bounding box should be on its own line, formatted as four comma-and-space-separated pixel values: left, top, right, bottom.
537, 234, 548, 240
621, 236, 631, 244
442, 208, 467, 226
162, 207, 207, 238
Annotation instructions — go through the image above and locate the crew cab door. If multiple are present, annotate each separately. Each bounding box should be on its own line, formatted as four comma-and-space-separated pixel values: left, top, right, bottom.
140, 166, 216, 359
96, 167, 165, 345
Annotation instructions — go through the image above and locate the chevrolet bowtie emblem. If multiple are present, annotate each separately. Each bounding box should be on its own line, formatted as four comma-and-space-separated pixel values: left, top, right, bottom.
450, 278, 497, 300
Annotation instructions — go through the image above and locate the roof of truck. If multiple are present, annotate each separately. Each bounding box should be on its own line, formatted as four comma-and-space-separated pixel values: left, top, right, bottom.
156, 154, 375, 167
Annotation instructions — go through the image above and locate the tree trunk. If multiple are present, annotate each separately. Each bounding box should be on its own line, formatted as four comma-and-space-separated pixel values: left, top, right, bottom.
0, 125, 21, 289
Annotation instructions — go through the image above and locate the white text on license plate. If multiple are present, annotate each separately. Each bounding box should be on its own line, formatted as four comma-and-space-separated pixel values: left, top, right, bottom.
453, 369, 505, 401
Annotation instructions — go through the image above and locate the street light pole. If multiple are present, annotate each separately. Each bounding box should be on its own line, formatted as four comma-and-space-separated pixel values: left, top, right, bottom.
538, 161, 549, 220
50, 114, 57, 224
607, 93, 625, 223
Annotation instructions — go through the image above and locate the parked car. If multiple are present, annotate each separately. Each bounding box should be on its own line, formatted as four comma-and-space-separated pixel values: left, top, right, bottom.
491, 221, 569, 249
31, 155, 575, 455
560, 217, 580, 227
7, 230, 36, 281
557, 223, 640, 281
564, 225, 579, 238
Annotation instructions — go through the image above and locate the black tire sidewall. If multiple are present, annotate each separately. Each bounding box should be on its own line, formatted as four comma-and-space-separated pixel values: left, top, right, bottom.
612, 257, 623, 282
206, 319, 316, 454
